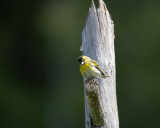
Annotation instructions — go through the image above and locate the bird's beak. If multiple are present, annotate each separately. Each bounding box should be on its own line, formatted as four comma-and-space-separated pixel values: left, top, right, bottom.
81, 62, 84, 65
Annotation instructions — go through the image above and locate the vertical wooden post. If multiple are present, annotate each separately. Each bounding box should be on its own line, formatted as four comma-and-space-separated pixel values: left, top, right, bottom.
81, 0, 119, 128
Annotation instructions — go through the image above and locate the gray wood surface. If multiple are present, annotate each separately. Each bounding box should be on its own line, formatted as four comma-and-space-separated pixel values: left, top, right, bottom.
81, 0, 119, 128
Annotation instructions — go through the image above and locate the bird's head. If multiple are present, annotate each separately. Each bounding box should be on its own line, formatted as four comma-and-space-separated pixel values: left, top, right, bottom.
78, 56, 90, 65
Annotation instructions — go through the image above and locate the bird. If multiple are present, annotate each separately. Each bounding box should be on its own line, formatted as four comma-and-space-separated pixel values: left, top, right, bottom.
78, 55, 107, 80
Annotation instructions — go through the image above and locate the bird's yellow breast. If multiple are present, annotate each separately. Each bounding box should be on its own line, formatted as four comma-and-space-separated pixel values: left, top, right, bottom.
80, 61, 90, 75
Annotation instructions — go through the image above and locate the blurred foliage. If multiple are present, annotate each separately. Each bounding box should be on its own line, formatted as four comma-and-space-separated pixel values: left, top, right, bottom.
0, 0, 160, 128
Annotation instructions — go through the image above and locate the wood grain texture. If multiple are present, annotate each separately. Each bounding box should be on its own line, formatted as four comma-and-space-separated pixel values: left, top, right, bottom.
81, 0, 119, 128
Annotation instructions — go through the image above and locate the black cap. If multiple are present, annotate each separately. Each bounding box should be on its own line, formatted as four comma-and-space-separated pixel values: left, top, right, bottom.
78, 56, 82, 63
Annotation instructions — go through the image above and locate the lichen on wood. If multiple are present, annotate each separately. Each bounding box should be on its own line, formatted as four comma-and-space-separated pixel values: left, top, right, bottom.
85, 78, 104, 127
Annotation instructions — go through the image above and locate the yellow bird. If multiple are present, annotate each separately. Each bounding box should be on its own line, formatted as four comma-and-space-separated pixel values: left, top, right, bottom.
78, 55, 107, 80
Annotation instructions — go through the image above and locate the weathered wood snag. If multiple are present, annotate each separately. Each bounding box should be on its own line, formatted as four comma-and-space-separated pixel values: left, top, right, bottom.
81, 0, 119, 128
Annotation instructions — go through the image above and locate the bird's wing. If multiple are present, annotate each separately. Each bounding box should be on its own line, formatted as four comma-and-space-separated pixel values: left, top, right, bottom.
90, 59, 98, 66
90, 59, 107, 78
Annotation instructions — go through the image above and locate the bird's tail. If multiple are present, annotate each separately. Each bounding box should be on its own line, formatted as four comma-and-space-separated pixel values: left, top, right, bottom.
102, 74, 107, 78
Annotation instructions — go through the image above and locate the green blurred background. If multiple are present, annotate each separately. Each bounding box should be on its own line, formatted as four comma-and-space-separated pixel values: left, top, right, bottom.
1, 0, 160, 128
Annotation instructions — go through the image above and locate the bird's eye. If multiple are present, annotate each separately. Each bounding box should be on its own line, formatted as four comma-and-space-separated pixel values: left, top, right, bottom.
78, 57, 82, 63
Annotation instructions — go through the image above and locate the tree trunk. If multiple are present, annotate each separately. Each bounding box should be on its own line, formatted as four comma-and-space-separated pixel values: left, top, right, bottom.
81, 0, 119, 128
